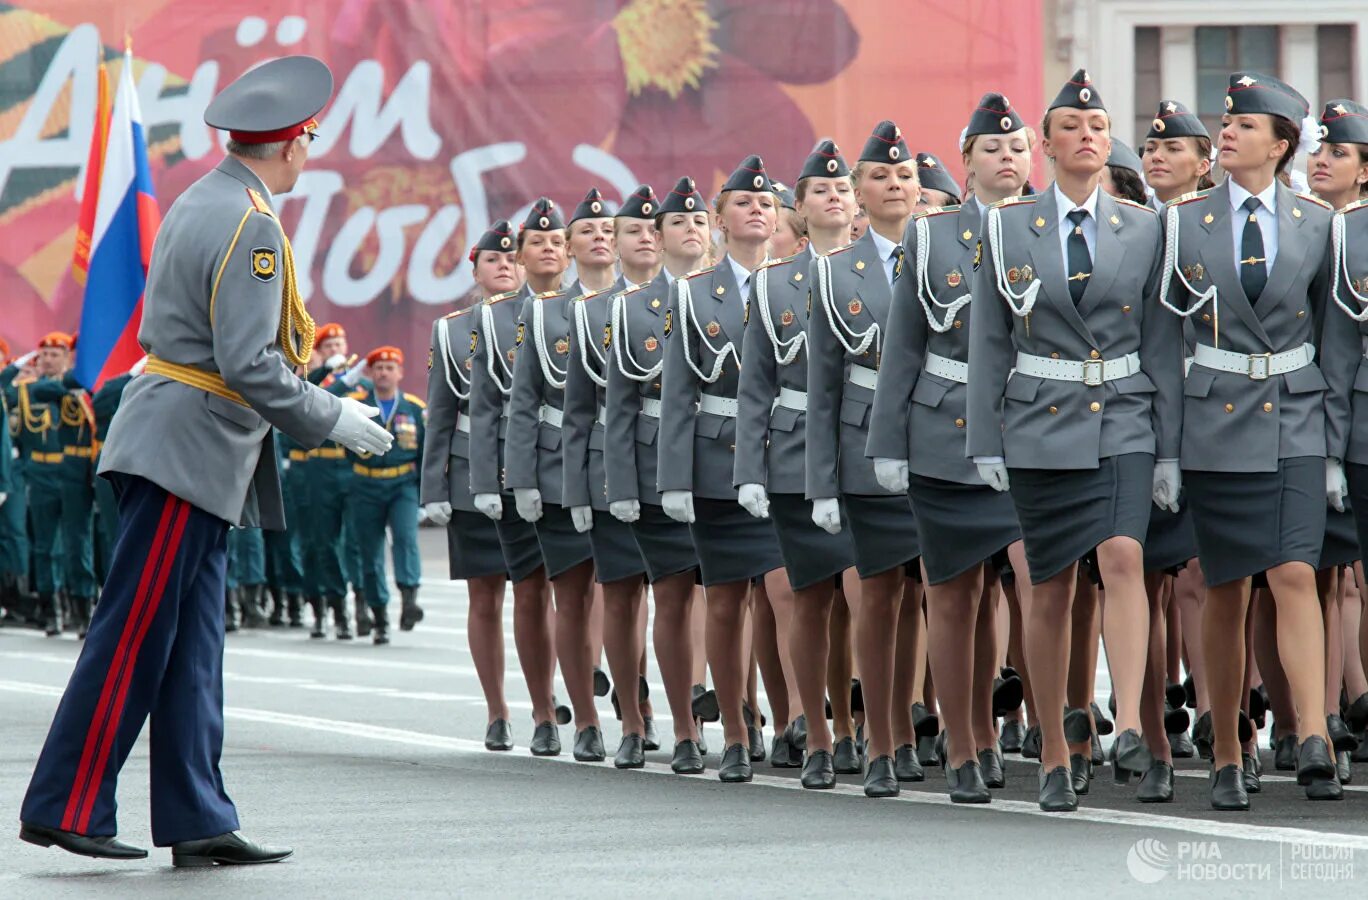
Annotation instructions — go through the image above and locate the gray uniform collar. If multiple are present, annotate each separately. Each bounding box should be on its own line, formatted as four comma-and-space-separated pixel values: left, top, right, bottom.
215, 156, 274, 209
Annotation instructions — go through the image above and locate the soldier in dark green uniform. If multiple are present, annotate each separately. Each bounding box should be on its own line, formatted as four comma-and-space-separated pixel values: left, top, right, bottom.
0, 338, 32, 623
90, 367, 133, 586
267, 426, 307, 626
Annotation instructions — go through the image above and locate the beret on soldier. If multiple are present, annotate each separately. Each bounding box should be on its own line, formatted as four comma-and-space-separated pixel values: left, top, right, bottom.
1319, 99, 1368, 145
859, 120, 910, 164
1049, 68, 1106, 112
1225, 72, 1308, 123
313, 322, 346, 349
468, 219, 516, 262
366, 346, 403, 366
965, 92, 1025, 141
617, 184, 659, 219
38, 332, 74, 351
205, 56, 333, 144
915, 153, 961, 203
721, 155, 775, 193
569, 187, 617, 224
1147, 99, 1208, 140
521, 197, 565, 232
1106, 139, 1144, 176
658, 177, 707, 215
798, 140, 851, 181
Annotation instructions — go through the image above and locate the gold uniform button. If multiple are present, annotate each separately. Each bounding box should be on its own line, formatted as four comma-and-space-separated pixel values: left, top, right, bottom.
1050, 352, 1060, 359
1048, 406, 1059, 415
1224, 403, 1235, 413
1202, 313, 1211, 322
1089, 350, 1100, 360
953, 319, 963, 329
1089, 401, 1101, 413
1263, 402, 1273, 412
954, 417, 965, 428
729, 444, 735, 452
1122, 305, 1132, 313
1296, 310, 1306, 318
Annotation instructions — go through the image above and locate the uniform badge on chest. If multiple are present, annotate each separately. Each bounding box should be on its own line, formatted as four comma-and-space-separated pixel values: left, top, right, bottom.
848, 299, 862, 316
644, 336, 659, 352
1183, 263, 1206, 282
555, 337, 569, 355
706, 321, 721, 337
946, 271, 962, 288
781, 309, 795, 326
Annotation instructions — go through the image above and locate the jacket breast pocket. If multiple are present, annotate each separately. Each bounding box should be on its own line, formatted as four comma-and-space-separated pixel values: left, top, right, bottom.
204, 393, 263, 432
1111, 372, 1156, 395
635, 414, 658, 446
537, 426, 562, 452
1284, 366, 1328, 395
839, 396, 870, 428
695, 413, 726, 440
1003, 375, 1041, 403
1183, 370, 1216, 399
911, 378, 950, 408
769, 406, 800, 433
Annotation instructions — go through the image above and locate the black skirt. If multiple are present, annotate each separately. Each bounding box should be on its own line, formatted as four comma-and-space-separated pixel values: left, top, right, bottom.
907, 475, 1020, 585
1186, 457, 1324, 587
534, 502, 594, 579
1321, 503, 1360, 571
1143, 503, 1198, 575
842, 494, 921, 579
630, 503, 699, 585
447, 510, 508, 580
768, 492, 856, 591
1009, 453, 1153, 585
588, 514, 648, 584
689, 497, 784, 587
494, 504, 545, 584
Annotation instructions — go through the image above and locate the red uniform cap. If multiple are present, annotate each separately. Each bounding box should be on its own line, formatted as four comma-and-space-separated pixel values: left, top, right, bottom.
38, 332, 74, 351
314, 323, 346, 349
366, 346, 403, 366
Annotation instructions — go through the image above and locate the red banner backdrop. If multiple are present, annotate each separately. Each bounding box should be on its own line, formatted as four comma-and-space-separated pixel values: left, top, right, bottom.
0, 0, 1042, 366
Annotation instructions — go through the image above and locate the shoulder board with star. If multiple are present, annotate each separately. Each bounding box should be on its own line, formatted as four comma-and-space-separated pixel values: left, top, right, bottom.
990, 195, 1037, 209
758, 253, 800, 269
825, 242, 856, 257
536, 289, 562, 299
1168, 188, 1213, 208
1296, 191, 1333, 210
486, 290, 520, 305
442, 306, 474, 320
245, 188, 272, 215
621, 281, 653, 296
404, 392, 427, 409
1114, 197, 1156, 214
915, 204, 962, 219
580, 286, 617, 302
683, 265, 717, 280
1341, 197, 1368, 216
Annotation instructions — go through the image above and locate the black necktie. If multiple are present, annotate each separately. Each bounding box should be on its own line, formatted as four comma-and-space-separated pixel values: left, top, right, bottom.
1066, 209, 1091, 304
1240, 196, 1267, 304
891, 245, 905, 283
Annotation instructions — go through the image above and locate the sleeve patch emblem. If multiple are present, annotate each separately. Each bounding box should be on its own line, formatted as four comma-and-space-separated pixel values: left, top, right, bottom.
251, 248, 278, 282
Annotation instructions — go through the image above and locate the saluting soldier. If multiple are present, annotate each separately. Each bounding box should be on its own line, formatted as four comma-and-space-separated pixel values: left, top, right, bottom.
0, 347, 34, 626
967, 71, 1183, 811
20, 56, 393, 864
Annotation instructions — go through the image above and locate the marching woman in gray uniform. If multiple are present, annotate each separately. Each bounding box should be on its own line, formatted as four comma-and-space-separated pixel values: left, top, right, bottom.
807, 121, 926, 798
1160, 72, 1339, 808
966, 71, 1184, 811
658, 157, 786, 783
506, 195, 606, 763
422, 221, 523, 751
914, 152, 962, 209
562, 186, 658, 768
469, 202, 562, 757
604, 177, 710, 774
735, 141, 859, 789
868, 93, 1035, 804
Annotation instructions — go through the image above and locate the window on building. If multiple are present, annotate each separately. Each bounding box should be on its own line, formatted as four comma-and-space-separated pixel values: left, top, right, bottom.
1134, 27, 1161, 143
1195, 26, 1280, 136
1318, 25, 1355, 108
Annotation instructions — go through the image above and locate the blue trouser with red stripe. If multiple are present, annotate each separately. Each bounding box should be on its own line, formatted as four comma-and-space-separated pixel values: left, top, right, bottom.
21, 475, 239, 845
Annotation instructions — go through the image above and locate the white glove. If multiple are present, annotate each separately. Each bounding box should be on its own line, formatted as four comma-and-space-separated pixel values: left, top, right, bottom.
1152, 459, 1182, 513
610, 499, 640, 523
570, 505, 593, 532
327, 397, 393, 455
474, 493, 503, 520
514, 487, 543, 522
811, 497, 842, 534
662, 490, 695, 524
424, 501, 453, 525
14, 350, 38, 368
737, 483, 770, 519
873, 458, 909, 493
1327, 458, 1348, 513
129, 355, 148, 376
417, 506, 428, 524
280, 459, 291, 472
324, 353, 347, 370
0, 492, 7, 508
974, 456, 1010, 492
339, 359, 370, 387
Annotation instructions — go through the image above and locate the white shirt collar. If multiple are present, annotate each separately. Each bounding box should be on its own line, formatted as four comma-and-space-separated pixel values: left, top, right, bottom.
974, 197, 988, 216
867, 227, 898, 261
1053, 182, 1101, 228
1228, 178, 1278, 215
725, 254, 754, 291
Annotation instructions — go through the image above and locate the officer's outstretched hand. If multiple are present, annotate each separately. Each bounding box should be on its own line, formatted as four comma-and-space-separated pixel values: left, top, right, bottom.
474, 493, 502, 520
737, 483, 770, 519
662, 490, 695, 524
1327, 458, 1348, 513
424, 501, 453, 526
328, 397, 393, 455
570, 506, 593, 532
811, 497, 841, 534
610, 499, 640, 524
1152, 459, 1182, 513
873, 458, 909, 493
514, 487, 543, 523
974, 457, 1010, 492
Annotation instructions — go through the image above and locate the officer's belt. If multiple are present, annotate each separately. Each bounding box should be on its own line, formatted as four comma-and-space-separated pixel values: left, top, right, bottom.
456, 412, 472, 434
538, 405, 564, 428
849, 363, 879, 390
923, 352, 969, 384
353, 462, 416, 479
774, 387, 808, 413
1014, 351, 1140, 386
640, 398, 662, 419
1192, 342, 1313, 381
311, 446, 347, 460
288, 449, 310, 462
63, 445, 94, 459
698, 394, 738, 417
30, 451, 63, 464
144, 356, 247, 407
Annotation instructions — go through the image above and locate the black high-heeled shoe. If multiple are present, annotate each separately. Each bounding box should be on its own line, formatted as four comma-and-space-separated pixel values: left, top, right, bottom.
800, 749, 835, 789
1241, 752, 1262, 794
1111, 729, 1154, 784
1137, 760, 1174, 803
1209, 764, 1249, 811
1328, 714, 1359, 753
947, 760, 990, 804
978, 747, 1005, 789
1000, 719, 1026, 754
864, 755, 899, 798
1039, 765, 1078, 812
1298, 736, 1343, 801
1069, 753, 1091, 795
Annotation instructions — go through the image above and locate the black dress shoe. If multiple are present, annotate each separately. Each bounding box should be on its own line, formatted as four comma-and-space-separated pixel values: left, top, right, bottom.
484, 718, 513, 751
978, 747, 1005, 789
1091, 701, 1114, 736
1063, 706, 1092, 744
1164, 703, 1190, 734
1337, 750, 1352, 785
770, 732, 795, 768
1000, 719, 1025, 754
1241, 752, 1261, 793
671, 739, 704, 774
1328, 715, 1359, 753
1169, 730, 1196, 759
530, 721, 561, 756
790, 715, 808, 751
171, 831, 291, 867
833, 736, 862, 774
911, 702, 939, 739
1021, 724, 1042, 760
573, 725, 606, 762
690, 684, 720, 723
615, 733, 645, 769
894, 744, 925, 782
1069, 753, 1091, 795
593, 666, 611, 697
1210, 764, 1250, 811
1193, 711, 1214, 760
916, 734, 941, 767
643, 717, 660, 751
1345, 691, 1368, 733
1090, 731, 1104, 766
1297, 735, 1336, 784
1274, 733, 1299, 771
801, 749, 836, 789
1354, 731, 1368, 763
1039, 766, 1078, 812
1111, 728, 1154, 783
1137, 761, 1175, 803
747, 725, 767, 762
992, 672, 1024, 717
719, 743, 753, 783
864, 755, 899, 798
20, 823, 148, 860
1165, 681, 1187, 710
554, 696, 573, 726
947, 760, 991, 803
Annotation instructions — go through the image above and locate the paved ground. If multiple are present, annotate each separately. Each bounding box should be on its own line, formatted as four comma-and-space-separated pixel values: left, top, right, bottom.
3, 528, 1368, 897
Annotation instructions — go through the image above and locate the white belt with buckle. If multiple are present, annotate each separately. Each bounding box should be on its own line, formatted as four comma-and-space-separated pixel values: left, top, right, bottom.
849, 363, 879, 390
640, 398, 662, 418
775, 387, 808, 412
596, 405, 607, 427
1014, 351, 1141, 386
1192, 342, 1314, 381
698, 394, 739, 417
539, 404, 564, 428
923, 352, 968, 384
456, 412, 471, 434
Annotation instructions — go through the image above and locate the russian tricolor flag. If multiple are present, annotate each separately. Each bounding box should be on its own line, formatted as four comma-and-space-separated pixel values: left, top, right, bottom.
73, 48, 161, 390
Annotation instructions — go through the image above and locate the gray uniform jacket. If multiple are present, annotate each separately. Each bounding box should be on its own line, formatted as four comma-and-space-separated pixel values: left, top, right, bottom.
99, 156, 341, 529
657, 258, 747, 500
805, 230, 899, 498
422, 306, 479, 512
1162, 181, 1332, 472
604, 270, 672, 505
467, 286, 531, 495
734, 248, 814, 495
562, 275, 629, 510
505, 288, 576, 497
965, 187, 1182, 469
867, 203, 984, 485
1323, 200, 1368, 465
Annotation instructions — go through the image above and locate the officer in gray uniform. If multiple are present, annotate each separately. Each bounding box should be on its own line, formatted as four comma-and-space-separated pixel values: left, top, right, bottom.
914, 152, 962, 208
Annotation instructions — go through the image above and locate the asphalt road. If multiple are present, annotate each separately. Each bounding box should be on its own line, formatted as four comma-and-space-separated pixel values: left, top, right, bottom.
3, 527, 1367, 897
